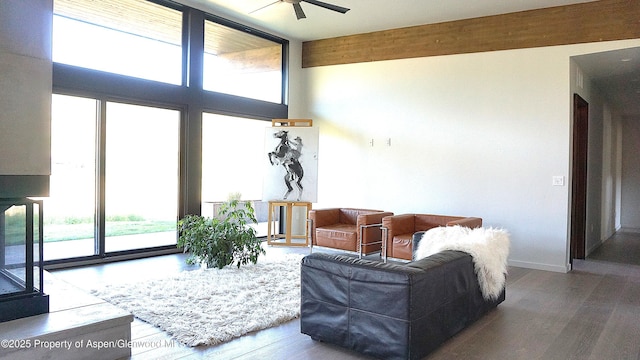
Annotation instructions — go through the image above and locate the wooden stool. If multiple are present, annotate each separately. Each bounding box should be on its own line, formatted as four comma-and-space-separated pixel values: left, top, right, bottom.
267, 201, 312, 246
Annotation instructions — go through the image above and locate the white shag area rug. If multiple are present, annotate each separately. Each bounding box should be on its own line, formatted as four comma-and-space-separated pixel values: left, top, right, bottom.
91, 254, 304, 347
414, 226, 510, 300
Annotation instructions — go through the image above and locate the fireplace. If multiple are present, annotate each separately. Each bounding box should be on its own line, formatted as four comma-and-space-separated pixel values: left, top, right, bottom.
0, 198, 49, 322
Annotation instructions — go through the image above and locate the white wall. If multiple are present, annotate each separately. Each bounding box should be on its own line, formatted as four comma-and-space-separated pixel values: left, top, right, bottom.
615, 117, 623, 230
620, 115, 640, 232
599, 103, 621, 241
290, 39, 640, 272
0, 0, 52, 176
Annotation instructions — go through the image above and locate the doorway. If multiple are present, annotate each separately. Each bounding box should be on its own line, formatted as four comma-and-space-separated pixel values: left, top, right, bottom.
570, 94, 589, 261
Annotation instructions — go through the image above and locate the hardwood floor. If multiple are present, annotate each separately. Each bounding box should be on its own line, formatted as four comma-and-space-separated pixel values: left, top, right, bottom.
50, 234, 640, 360
587, 232, 640, 266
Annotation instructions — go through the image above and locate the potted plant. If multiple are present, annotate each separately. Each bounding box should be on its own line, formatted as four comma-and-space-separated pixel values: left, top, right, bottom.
177, 194, 265, 269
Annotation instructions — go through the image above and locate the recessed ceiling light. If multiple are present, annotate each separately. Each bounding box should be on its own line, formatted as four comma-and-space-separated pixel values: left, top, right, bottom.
621, 58, 633, 62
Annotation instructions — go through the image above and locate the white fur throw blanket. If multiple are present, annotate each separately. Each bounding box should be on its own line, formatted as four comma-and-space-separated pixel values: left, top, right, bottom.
414, 226, 510, 300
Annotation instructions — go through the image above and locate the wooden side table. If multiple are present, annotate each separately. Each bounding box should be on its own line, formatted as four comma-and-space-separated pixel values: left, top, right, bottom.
267, 200, 312, 246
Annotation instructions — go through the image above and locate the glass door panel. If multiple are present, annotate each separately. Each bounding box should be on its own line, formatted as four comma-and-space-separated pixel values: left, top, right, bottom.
43, 94, 97, 261
105, 102, 179, 252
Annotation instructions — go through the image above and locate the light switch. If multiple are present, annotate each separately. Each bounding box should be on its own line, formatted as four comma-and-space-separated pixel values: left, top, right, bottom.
552, 176, 565, 186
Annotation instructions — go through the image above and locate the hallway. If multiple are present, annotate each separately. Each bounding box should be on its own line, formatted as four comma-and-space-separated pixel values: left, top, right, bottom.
587, 231, 640, 267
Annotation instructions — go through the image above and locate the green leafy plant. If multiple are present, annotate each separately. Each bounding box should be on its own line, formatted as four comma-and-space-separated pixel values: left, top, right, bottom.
177, 195, 265, 269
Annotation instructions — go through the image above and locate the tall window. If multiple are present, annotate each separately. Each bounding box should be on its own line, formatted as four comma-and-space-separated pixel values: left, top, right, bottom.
105, 103, 180, 252
51, 0, 288, 264
43, 94, 97, 261
53, 0, 183, 85
201, 113, 269, 236
203, 19, 283, 103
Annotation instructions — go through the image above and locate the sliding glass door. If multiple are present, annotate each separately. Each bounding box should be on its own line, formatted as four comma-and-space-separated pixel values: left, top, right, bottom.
104, 102, 180, 252
43, 95, 180, 261
43, 94, 97, 261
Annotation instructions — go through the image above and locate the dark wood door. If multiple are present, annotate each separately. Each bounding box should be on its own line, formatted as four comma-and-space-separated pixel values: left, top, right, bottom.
571, 94, 588, 261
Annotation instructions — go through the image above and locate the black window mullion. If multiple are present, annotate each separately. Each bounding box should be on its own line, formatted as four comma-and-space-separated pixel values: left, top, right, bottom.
179, 7, 206, 217
282, 41, 289, 105
95, 99, 107, 257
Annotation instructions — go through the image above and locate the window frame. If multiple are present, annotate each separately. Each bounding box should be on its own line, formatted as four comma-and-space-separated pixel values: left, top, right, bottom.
48, 0, 289, 267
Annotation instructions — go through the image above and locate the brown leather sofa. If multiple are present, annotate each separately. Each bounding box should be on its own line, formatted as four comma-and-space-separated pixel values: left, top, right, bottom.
382, 214, 482, 260
308, 208, 393, 257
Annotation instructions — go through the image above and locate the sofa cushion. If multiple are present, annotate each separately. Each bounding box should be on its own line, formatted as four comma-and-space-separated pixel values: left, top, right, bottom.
316, 224, 358, 251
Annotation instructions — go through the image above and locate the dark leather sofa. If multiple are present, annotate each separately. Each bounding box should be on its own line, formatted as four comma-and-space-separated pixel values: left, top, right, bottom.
300, 232, 505, 360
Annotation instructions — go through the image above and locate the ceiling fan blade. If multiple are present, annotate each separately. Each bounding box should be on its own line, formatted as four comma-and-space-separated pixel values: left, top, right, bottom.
249, 0, 280, 14
293, 3, 306, 19
302, 0, 350, 14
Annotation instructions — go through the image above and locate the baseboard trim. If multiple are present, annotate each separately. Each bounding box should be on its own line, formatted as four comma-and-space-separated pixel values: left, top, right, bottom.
44, 248, 181, 270
617, 227, 640, 234
508, 259, 569, 273
586, 240, 603, 258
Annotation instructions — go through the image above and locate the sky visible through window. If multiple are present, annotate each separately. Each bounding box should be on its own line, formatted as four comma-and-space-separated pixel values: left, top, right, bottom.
53, 15, 182, 85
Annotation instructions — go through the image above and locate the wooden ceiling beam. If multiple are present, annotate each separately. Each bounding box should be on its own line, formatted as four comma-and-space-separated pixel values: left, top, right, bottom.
302, 0, 640, 68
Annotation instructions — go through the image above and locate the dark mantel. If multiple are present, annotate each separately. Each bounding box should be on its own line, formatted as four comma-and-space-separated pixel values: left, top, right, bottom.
0, 175, 49, 198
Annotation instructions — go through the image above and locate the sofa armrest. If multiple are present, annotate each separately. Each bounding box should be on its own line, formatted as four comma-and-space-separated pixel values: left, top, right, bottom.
356, 211, 393, 227
382, 214, 415, 259
357, 211, 393, 244
309, 209, 340, 246
447, 217, 482, 228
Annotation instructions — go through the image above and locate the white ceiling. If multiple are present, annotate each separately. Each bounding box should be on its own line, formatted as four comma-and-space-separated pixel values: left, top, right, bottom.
177, 0, 597, 42
175, 0, 640, 116
573, 48, 640, 117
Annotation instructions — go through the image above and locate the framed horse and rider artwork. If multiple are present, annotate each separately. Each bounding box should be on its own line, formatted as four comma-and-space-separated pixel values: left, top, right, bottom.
263, 120, 319, 203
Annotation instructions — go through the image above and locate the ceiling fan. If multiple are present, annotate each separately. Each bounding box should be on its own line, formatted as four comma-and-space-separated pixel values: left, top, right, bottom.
252, 0, 350, 20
